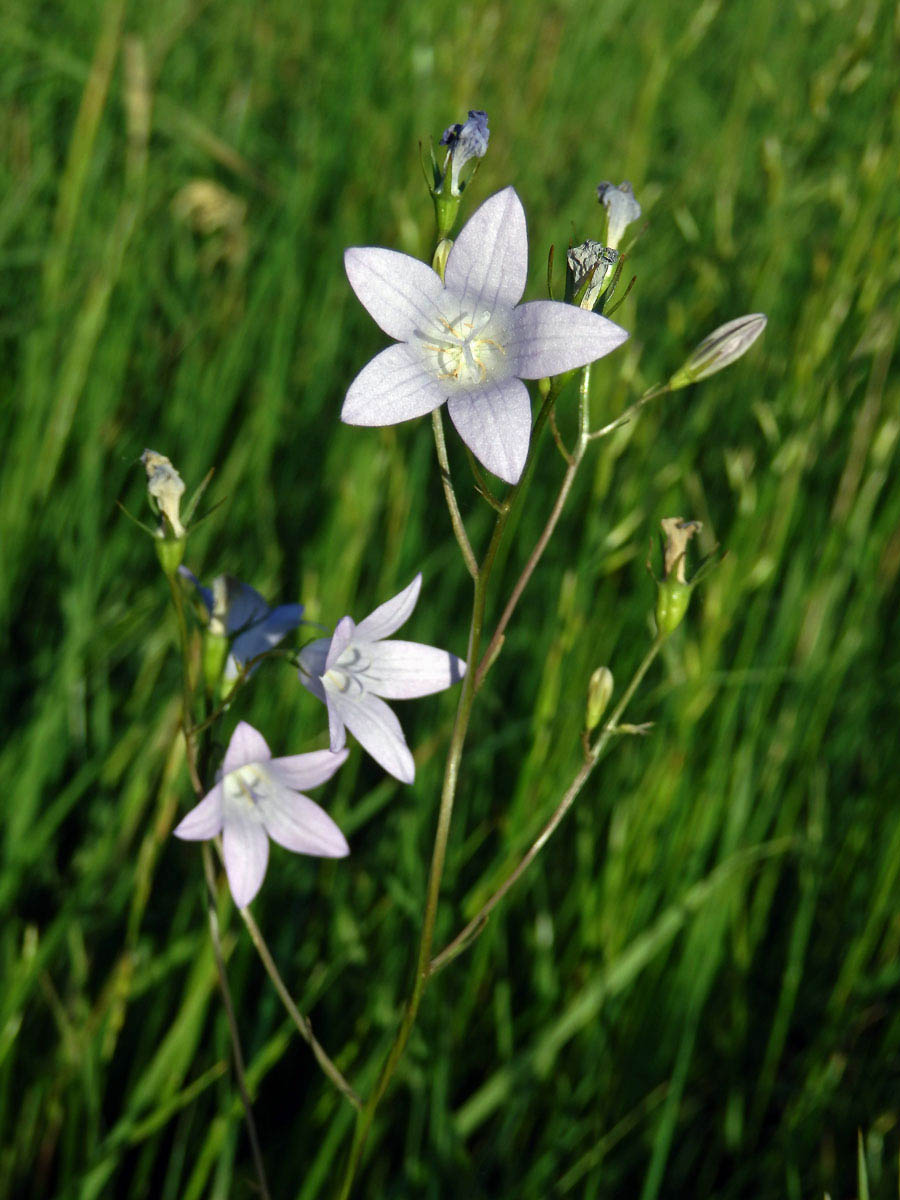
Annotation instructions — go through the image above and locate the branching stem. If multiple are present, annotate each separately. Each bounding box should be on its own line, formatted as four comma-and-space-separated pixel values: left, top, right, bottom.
431, 633, 666, 975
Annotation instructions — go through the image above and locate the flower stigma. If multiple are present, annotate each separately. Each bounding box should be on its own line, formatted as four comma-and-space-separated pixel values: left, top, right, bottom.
225, 765, 269, 813
415, 306, 509, 388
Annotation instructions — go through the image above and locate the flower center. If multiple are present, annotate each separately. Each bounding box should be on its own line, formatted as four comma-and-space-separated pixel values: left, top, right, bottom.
417, 306, 508, 388
225, 765, 269, 813
323, 645, 370, 698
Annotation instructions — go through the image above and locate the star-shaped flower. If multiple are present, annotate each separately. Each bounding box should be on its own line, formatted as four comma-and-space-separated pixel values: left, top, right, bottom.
173, 721, 349, 907
298, 574, 465, 784
180, 568, 304, 680
341, 187, 629, 484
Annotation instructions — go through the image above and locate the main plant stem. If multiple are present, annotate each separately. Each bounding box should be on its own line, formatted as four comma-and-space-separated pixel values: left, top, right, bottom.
335, 505, 511, 1197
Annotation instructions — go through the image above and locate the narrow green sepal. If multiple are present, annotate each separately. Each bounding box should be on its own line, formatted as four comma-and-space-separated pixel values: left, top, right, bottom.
116, 500, 158, 539
182, 467, 215, 525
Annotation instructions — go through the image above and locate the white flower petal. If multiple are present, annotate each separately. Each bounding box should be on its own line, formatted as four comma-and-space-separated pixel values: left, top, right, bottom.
344, 247, 445, 341
354, 575, 421, 641
507, 301, 629, 379
222, 803, 269, 907
326, 616, 357, 671
223, 721, 271, 774
298, 638, 330, 695
447, 377, 532, 484
173, 784, 223, 840
258, 782, 349, 857
357, 640, 466, 699
444, 187, 528, 311
342, 343, 448, 427
268, 748, 349, 791
327, 699, 347, 754
326, 688, 415, 783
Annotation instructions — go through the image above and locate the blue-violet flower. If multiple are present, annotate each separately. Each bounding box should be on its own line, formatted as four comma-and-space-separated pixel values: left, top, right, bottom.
181, 568, 304, 680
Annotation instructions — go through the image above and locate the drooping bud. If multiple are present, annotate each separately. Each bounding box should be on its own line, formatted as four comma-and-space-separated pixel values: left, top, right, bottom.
596, 181, 642, 251
586, 666, 614, 731
654, 518, 702, 636
668, 314, 767, 389
566, 240, 619, 311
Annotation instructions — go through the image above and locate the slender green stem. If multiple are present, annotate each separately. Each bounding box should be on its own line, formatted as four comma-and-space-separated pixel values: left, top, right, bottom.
232, 883, 362, 1110
432, 410, 478, 579
165, 571, 269, 1198
335, 502, 514, 1198
475, 366, 592, 691
166, 570, 203, 792
587, 381, 670, 441
334, 364, 565, 1197
202, 844, 272, 1200
431, 632, 666, 975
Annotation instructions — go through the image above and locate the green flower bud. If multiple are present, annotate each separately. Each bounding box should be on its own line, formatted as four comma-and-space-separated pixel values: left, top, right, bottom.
653, 517, 702, 636
655, 576, 693, 636
586, 666, 614, 731
153, 534, 185, 578
669, 314, 767, 389
432, 236, 453, 280
203, 627, 229, 694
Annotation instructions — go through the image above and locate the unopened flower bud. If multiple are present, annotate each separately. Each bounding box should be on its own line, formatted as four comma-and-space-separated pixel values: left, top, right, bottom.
432, 237, 453, 280
596, 181, 641, 251
141, 449, 186, 538
669, 314, 767, 389
203, 626, 229, 694
432, 110, 489, 238
586, 666, 614, 731
655, 518, 702, 635
566, 240, 619, 311
438, 110, 489, 197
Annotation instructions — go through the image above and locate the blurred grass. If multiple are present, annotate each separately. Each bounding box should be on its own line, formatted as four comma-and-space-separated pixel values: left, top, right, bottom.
2, 0, 900, 1196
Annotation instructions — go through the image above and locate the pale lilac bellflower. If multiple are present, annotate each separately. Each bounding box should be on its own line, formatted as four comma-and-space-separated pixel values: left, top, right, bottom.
298, 574, 465, 784
342, 187, 629, 483
180, 568, 304, 679
439, 110, 489, 196
174, 721, 349, 907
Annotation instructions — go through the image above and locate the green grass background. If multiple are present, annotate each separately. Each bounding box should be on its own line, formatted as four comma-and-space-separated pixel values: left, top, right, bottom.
3, 0, 900, 1196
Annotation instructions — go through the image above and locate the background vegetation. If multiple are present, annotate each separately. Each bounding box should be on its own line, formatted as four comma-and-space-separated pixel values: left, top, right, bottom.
3, 0, 900, 1196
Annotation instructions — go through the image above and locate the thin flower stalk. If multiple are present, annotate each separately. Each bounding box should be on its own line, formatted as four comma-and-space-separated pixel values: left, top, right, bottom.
431, 632, 667, 976
202, 843, 271, 1200
231, 884, 362, 1110
475, 364, 593, 691
431, 408, 478, 578
164, 573, 269, 1200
